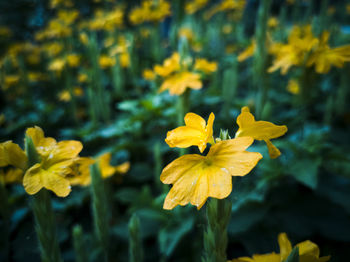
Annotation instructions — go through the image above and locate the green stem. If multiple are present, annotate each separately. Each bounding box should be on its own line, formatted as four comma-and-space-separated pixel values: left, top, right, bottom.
90, 163, 109, 262
72, 225, 88, 262
222, 57, 238, 118
64, 68, 79, 125
128, 214, 144, 262
201, 198, 232, 262
177, 90, 190, 156
254, 0, 272, 119
32, 190, 63, 262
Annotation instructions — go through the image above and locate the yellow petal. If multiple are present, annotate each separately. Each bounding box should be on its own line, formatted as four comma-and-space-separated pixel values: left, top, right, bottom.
278, 233, 293, 261
25, 126, 56, 153
165, 112, 215, 153
297, 240, 320, 257
0, 141, 27, 170
264, 139, 281, 159
161, 138, 262, 210
252, 253, 281, 262
115, 161, 130, 174
98, 152, 116, 178
23, 163, 71, 197
69, 157, 95, 186
46, 140, 83, 165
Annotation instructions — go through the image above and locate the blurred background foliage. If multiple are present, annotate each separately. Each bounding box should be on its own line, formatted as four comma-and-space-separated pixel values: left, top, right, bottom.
0, 0, 350, 261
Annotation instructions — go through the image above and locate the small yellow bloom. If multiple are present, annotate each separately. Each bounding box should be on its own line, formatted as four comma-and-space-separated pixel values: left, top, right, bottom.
194, 58, 218, 73
165, 112, 215, 153
238, 41, 256, 62
306, 31, 350, 74
185, 0, 208, 14
143, 69, 156, 81
48, 58, 66, 72
69, 153, 130, 186
66, 54, 80, 67
230, 232, 330, 262
159, 71, 202, 95
154, 53, 181, 77
79, 32, 89, 45
161, 137, 262, 210
178, 27, 194, 42
78, 73, 88, 83
0, 168, 23, 185
268, 17, 279, 28
347, 4, 350, 15
287, 79, 300, 94
58, 90, 71, 102
99, 55, 116, 68
235, 107, 287, 158
23, 126, 83, 197
3, 75, 20, 90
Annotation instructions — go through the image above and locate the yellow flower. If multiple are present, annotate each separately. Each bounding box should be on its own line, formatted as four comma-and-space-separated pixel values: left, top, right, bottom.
143, 69, 156, 80
159, 71, 202, 95
129, 0, 171, 25
0, 141, 28, 170
78, 73, 88, 83
306, 31, 350, 74
185, 0, 209, 14
99, 55, 116, 68
23, 126, 83, 197
154, 53, 181, 77
287, 79, 300, 94
69, 153, 130, 186
178, 27, 194, 42
58, 90, 71, 102
0, 168, 23, 185
3, 75, 20, 90
79, 32, 89, 45
230, 232, 330, 262
165, 112, 215, 153
238, 41, 256, 62
268, 17, 279, 28
48, 58, 66, 72
194, 58, 218, 73
278, 233, 331, 262
347, 4, 350, 15
268, 25, 318, 74
205, 0, 246, 20
235, 107, 287, 158
161, 137, 262, 210
66, 54, 80, 67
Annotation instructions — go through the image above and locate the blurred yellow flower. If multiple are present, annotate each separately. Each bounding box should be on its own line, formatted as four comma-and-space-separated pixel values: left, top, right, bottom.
69, 153, 130, 186
178, 27, 194, 42
268, 25, 318, 74
129, 0, 171, 25
154, 53, 181, 77
79, 32, 89, 45
185, 0, 208, 14
235, 107, 287, 158
0, 141, 28, 170
0, 168, 23, 185
78, 73, 88, 83
143, 69, 156, 80
161, 137, 262, 210
268, 17, 279, 28
159, 71, 202, 95
0, 26, 12, 38
165, 112, 215, 153
205, 0, 246, 20
287, 79, 300, 94
222, 24, 233, 34
306, 31, 350, 74
23, 126, 83, 197
194, 58, 218, 73
50, 0, 73, 8
58, 91, 71, 102
48, 58, 65, 72
99, 55, 116, 68
88, 7, 123, 31
66, 54, 80, 67
0, 114, 5, 126
238, 41, 256, 62
3, 75, 20, 90
347, 4, 350, 15
230, 232, 330, 262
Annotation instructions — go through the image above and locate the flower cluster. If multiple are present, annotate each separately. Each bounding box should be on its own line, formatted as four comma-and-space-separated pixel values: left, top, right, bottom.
144, 52, 217, 95
161, 107, 287, 210
0, 126, 129, 196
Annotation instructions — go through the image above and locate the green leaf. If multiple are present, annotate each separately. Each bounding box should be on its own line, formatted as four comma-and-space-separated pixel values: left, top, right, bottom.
285, 247, 299, 262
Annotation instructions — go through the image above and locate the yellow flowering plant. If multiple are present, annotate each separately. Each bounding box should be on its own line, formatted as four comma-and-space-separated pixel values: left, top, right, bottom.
0, 126, 84, 197
230, 232, 330, 262
145, 52, 217, 95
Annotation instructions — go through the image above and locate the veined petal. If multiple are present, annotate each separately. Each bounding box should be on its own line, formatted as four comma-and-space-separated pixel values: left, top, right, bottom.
161, 138, 262, 210
46, 140, 83, 165
278, 233, 293, 261
23, 163, 71, 197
